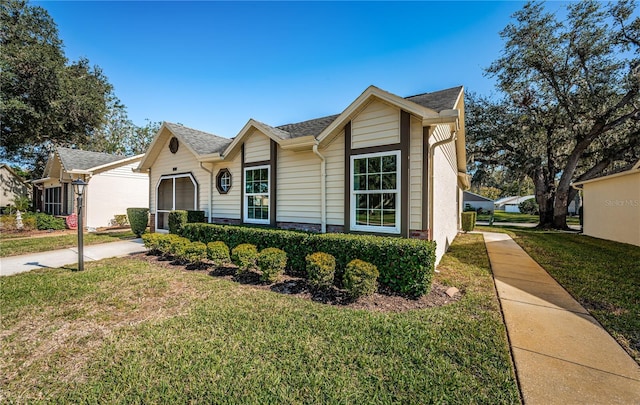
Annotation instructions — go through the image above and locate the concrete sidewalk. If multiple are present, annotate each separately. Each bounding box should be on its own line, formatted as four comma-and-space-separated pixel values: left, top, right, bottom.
0, 239, 148, 276
483, 232, 640, 404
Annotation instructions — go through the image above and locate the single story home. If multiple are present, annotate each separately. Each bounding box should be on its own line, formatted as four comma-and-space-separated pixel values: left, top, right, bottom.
137, 85, 469, 263
462, 191, 494, 213
33, 147, 149, 230
0, 164, 31, 209
494, 195, 535, 213
572, 160, 639, 246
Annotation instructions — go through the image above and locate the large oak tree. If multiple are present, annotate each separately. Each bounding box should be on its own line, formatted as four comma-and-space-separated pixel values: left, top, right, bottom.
1, 0, 111, 175
468, 0, 640, 229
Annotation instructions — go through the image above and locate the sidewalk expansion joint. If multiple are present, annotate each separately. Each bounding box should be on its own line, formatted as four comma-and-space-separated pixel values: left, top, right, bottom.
498, 297, 590, 315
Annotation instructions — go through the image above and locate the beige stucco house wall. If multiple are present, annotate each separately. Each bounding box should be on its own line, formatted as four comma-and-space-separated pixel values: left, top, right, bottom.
137, 85, 469, 264
34, 147, 149, 230
0, 164, 31, 208
573, 161, 640, 246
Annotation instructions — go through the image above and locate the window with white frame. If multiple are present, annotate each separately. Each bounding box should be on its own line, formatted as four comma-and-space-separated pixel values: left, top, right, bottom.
244, 166, 269, 224
156, 174, 197, 231
350, 151, 400, 233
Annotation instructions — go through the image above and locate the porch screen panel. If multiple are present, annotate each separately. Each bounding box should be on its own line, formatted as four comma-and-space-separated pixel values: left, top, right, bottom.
175, 177, 195, 210
157, 179, 173, 211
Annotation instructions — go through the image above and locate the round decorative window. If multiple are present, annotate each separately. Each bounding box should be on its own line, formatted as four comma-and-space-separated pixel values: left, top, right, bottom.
216, 168, 232, 194
169, 137, 179, 154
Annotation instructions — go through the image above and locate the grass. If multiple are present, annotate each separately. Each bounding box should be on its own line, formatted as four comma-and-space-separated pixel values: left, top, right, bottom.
0, 230, 136, 257
0, 234, 520, 404
477, 211, 580, 225
478, 226, 639, 363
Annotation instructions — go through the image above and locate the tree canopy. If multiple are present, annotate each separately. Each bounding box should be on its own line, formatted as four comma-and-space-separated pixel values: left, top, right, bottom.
467, 0, 640, 228
1, 0, 112, 170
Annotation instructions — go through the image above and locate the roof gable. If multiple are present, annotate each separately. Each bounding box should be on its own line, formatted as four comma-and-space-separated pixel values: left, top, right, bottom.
57, 147, 126, 172
463, 191, 494, 202
405, 86, 464, 112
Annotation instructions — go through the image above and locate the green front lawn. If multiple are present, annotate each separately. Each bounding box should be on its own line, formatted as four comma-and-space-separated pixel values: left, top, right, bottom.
480, 227, 639, 363
0, 231, 137, 257
477, 211, 580, 225
0, 234, 519, 403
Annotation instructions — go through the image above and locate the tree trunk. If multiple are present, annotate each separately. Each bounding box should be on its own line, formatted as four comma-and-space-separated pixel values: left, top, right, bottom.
553, 186, 569, 229
533, 167, 555, 228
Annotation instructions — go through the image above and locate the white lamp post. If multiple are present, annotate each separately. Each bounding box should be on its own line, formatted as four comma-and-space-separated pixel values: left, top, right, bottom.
72, 179, 88, 271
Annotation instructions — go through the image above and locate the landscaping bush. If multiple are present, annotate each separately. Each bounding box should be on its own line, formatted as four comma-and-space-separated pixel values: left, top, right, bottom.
181, 223, 436, 297
187, 210, 206, 224
0, 215, 16, 231
257, 247, 287, 283
168, 210, 188, 234
177, 241, 207, 264
207, 241, 231, 266
461, 211, 476, 232
30, 213, 66, 230
156, 234, 184, 256
168, 236, 191, 260
142, 233, 165, 254
110, 214, 129, 227
231, 243, 258, 273
21, 215, 37, 231
127, 208, 149, 237
306, 252, 336, 289
518, 198, 539, 215
343, 259, 379, 299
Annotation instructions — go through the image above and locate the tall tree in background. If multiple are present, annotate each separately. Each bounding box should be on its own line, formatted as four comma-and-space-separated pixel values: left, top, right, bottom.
1, 0, 111, 175
469, 0, 640, 229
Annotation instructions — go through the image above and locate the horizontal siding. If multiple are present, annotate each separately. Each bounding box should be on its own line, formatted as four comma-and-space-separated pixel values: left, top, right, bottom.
98, 161, 146, 179
351, 100, 400, 149
149, 135, 210, 215
322, 129, 345, 225
211, 154, 241, 219
410, 116, 423, 230
244, 129, 271, 163
277, 149, 321, 223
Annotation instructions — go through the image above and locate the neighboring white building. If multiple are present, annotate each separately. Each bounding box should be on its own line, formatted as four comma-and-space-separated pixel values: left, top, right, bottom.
33, 147, 149, 230
463, 191, 494, 212
573, 161, 640, 246
0, 164, 31, 208
137, 85, 470, 264
494, 195, 535, 213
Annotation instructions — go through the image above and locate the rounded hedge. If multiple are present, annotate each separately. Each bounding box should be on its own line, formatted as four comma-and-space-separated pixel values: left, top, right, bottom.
257, 247, 287, 283
343, 259, 379, 299
207, 241, 231, 266
231, 243, 258, 273
127, 207, 149, 237
306, 252, 336, 289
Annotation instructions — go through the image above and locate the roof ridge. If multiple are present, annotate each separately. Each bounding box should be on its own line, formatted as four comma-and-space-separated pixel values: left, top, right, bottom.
404, 85, 463, 100
165, 121, 229, 139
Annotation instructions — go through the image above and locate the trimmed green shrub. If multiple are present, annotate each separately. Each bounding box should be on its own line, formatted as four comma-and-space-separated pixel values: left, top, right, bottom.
29, 213, 66, 230
111, 214, 129, 227
127, 208, 149, 237
231, 243, 258, 273
187, 210, 206, 224
207, 241, 231, 266
257, 248, 287, 283
306, 252, 336, 289
168, 210, 188, 234
0, 215, 16, 231
155, 234, 184, 256
142, 233, 166, 254
22, 216, 37, 231
169, 236, 191, 258
518, 198, 539, 215
343, 259, 379, 299
177, 241, 207, 264
461, 211, 476, 232
181, 223, 436, 297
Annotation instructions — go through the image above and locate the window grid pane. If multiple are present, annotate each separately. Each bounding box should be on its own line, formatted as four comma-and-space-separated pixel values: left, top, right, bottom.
352, 153, 398, 229
245, 167, 269, 222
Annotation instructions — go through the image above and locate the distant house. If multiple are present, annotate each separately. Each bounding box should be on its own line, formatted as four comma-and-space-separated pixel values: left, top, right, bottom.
33, 147, 149, 230
462, 191, 494, 212
572, 160, 640, 246
0, 164, 31, 209
136, 85, 470, 263
494, 195, 535, 213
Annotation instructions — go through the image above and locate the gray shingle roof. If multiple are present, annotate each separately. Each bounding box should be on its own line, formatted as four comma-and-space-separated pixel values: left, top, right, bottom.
405, 86, 463, 112
463, 191, 494, 202
56, 147, 127, 171
276, 114, 341, 139
165, 122, 232, 155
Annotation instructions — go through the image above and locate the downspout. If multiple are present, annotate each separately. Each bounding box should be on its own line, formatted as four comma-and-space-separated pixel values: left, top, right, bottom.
200, 162, 213, 223
312, 144, 327, 233
428, 129, 457, 240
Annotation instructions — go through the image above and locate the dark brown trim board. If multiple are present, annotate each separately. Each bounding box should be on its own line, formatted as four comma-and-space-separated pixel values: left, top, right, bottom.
400, 110, 410, 238
343, 121, 352, 233
270, 139, 277, 228
422, 126, 430, 235
240, 144, 245, 223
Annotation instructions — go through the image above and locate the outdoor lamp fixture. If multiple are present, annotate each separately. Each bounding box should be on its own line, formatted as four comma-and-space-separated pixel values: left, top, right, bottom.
72, 178, 88, 271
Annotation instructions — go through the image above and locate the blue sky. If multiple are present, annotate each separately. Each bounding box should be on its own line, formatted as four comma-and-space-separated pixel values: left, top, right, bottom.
34, 1, 548, 138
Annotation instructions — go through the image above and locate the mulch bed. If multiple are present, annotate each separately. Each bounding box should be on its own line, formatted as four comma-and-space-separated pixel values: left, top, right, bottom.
134, 253, 462, 312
